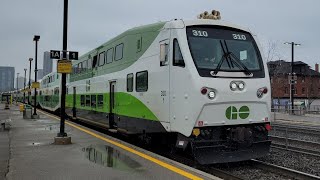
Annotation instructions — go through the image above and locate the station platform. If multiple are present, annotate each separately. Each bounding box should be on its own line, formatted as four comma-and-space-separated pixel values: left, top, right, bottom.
0, 103, 219, 180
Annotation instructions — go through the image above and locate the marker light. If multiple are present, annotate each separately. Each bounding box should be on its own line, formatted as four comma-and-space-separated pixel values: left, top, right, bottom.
265, 124, 272, 131
208, 91, 216, 99
230, 82, 237, 91
257, 87, 268, 98
238, 82, 245, 90
201, 88, 207, 95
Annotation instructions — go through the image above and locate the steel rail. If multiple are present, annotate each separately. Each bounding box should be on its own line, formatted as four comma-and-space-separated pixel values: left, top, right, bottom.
251, 159, 320, 180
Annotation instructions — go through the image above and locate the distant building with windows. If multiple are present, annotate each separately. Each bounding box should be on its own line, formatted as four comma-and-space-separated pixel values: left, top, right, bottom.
15, 76, 25, 90
268, 60, 320, 105
43, 51, 53, 76
0, 66, 15, 92
37, 69, 44, 80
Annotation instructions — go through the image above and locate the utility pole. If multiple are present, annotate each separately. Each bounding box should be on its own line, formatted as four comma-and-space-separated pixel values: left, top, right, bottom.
28, 58, 33, 104
24, 69, 27, 103
33, 35, 40, 117
284, 42, 301, 114
54, 0, 72, 145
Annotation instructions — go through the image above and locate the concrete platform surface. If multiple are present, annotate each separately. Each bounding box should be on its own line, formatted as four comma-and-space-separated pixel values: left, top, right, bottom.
0, 104, 219, 180
272, 112, 320, 126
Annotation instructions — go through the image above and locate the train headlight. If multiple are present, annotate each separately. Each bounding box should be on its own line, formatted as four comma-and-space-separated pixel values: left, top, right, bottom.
238, 82, 245, 90
230, 82, 237, 91
208, 90, 216, 99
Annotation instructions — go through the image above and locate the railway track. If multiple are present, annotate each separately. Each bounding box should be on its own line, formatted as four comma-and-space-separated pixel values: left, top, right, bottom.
270, 135, 320, 155
250, 159, 320, 180
271, 123, 320, 136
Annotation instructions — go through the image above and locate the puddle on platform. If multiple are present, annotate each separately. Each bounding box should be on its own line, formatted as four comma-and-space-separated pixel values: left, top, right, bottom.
82, 145, 143, 172
44, 125, 59, 131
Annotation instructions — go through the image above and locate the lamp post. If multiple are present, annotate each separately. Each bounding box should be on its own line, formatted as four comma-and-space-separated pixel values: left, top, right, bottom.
28, 58, 33, 104
284, 42, 301, 114
16, 73, 19, 102
24, 68, 27, 103
33, 35, 40, 116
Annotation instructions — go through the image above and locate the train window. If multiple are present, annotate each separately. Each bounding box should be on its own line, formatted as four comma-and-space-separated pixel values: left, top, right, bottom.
160, 42, 169, 66
81, 95, 85, 106
97, 95, 103, 107
83, 60, 87, 72
92, 55, 98, 68
85, 95, 90, 106
106, 48, 113, 64
136, 71, 148, 92
173, 39, 185, 67
98, 52, 105, 66
127, 73, 133, 92
91, 95, 96, 108
115, 43, 124, 61
136, 37, 142, 52
88, 59, 92, 70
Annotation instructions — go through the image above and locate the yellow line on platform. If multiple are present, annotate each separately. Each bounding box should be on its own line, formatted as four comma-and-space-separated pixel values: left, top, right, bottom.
39, 110, 203, 180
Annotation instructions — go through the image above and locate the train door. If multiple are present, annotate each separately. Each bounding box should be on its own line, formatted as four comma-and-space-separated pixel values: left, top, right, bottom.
109, 81, 117, 129
159, 38, 170, 124
72, 87, 77, 118
169, 32, 189, 131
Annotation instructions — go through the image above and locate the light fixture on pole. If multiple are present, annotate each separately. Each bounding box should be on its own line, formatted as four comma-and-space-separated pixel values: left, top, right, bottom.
284, 42, 301, 114
24, 68, 27, 103
16, 73, 19, 102
28, 58, 33, 104
33, 35, 40, 117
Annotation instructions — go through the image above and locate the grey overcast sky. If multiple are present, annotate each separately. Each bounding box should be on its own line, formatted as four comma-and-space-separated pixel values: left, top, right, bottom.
1, 0, 319, 77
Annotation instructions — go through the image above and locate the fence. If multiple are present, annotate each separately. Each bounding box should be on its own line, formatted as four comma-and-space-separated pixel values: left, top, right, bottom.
271, 105, 320, 115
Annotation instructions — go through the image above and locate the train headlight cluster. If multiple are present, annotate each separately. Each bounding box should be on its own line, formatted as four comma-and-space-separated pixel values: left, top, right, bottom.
201, 87, 217, 100
230, 81, 245, 91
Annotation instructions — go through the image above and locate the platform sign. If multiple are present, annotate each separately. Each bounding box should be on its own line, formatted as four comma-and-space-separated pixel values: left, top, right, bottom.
69, 51, 78, 60
50, 50, 61, 59
57, 60, 72, 74
31, 82, 40, 89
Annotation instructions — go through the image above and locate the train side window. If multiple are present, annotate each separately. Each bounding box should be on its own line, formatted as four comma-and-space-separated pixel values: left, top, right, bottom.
173, 39, 185, 67
97, 95, 103, 107
127, 73, 133, 92
88, 58, 92, 70
81, 95, 85, 106
136, 71, 148, 92
92, 55, 98, 68
115, 43, 124, 61
83, 60, 87, 72
85, 95, 90, 106
98, 52, 105, 66
136, 37, 142, 52
91, 95, 96, 108
160, 43, 169, 66
106, 48, 113, 64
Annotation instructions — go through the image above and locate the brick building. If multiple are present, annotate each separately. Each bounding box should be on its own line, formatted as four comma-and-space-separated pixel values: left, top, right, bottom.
268, 60, 320, 104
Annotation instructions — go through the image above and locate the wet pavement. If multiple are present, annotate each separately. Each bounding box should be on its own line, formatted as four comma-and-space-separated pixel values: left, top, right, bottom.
1, 103, 217, 180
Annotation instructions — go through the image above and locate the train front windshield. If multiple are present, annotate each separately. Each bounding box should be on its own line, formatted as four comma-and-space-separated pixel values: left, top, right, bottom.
187, 26, 265, 78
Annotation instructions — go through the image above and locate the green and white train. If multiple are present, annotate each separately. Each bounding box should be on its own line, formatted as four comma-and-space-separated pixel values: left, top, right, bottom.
29, 18, 272, 164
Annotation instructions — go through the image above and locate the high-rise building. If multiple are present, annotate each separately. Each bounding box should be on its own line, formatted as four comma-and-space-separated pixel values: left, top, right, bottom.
43, 51, 53, 76
0, 66, 15, 92
16, 76, 25, 90
37, 69, 44, 80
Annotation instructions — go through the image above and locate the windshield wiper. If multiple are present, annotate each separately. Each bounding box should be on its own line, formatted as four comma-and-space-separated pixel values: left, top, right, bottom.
212, 41, 232, 75
213, 40, 252, 76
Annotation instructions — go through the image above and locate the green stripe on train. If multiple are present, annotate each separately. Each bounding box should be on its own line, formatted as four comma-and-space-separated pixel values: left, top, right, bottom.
65, 92, 158, 121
